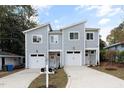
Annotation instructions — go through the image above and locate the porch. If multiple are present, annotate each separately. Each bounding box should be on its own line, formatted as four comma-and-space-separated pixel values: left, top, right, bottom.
49, 51, 62, 69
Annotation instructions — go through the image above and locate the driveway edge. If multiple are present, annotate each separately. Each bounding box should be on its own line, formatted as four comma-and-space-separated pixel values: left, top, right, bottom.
64, 68, 71, 88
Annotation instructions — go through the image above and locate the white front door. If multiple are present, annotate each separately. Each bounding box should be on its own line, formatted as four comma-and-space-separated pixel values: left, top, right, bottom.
85, 50, 96, 65
65, 51, 82, 66
29, 54, 45, 68
85, 51, 90, 65
49, 54, 56, 68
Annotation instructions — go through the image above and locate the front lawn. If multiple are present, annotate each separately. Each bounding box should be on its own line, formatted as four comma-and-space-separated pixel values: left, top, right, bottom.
0, 68, 24, 78
29, 68, 68, 88
91, 62, 124, 80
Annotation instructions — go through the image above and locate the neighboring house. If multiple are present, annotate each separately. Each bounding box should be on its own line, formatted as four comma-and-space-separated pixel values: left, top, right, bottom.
104, 42, 124, 51
23, 21, 100, 69
0, 51, 24, 70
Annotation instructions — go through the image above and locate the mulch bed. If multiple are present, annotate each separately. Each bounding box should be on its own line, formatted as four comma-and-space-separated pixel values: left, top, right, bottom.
29, 68, 68, 88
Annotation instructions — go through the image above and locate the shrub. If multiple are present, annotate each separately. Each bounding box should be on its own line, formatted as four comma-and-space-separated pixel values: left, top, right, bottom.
100, 49, 106, 61
105, 50, 118, 63
118, 51, 124, 63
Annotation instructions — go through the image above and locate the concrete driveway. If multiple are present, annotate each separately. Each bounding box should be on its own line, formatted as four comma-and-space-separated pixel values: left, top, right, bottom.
64, 66, 124, 88
0, 69, 40, 88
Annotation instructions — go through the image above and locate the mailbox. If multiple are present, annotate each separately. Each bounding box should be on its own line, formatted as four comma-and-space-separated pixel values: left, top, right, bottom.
41, 68, 45, 72
49, 68, 53, 72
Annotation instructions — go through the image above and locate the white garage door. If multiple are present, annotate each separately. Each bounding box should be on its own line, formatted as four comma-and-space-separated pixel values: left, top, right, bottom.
65, 51, 82, 66
29, 54, 45, 68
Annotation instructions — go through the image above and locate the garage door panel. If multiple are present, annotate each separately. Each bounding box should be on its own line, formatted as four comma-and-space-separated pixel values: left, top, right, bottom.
29, 54, 45, 68
65, 51, 82, 66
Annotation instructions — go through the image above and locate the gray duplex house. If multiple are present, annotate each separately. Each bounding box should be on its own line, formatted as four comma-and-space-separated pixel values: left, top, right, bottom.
23, 21, 100, 69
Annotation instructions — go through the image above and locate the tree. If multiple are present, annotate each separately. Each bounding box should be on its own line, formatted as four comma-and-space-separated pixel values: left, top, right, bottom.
107, 21, 124, 45
99, 38, 106, 62
100, 39, 106, 50
0, 5, 38, 55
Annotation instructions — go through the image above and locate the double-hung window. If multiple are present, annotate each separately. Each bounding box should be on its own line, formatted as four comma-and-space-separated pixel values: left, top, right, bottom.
50, 35, 59, 44
69, 32, 79, 40
33, 35, 42, 43
86, 33, 94, 40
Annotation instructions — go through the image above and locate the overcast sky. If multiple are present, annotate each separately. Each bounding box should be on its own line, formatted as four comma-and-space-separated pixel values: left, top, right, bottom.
33, 5, 124, 42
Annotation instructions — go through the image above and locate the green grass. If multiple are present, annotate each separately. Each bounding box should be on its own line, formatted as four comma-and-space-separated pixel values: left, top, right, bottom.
29, 68, 68, 88
91, 66, 124, 80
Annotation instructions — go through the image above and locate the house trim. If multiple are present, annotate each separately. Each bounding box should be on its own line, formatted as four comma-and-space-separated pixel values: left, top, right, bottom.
25, 33, 28, 68
47, 26, 49, 66
85, 28, 100, 31
83, 26, 85, 65
85, 48, 98, 50
60, 21, 86, 30
23, 24, 50, 33
98, 30, 100, 64
49, 50, 62, 52
62, 29, 64, 67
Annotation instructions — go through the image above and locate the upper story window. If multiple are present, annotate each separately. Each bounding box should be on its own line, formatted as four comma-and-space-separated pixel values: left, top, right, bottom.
33, 35, 42, 43
69, 32, 79, 40
50, 35, 59, 44
86, 32, 94, 40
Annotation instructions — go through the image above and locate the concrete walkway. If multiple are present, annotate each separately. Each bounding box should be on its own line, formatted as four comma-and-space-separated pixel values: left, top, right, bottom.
0, 69, 40, 88
64, 66, 124, 88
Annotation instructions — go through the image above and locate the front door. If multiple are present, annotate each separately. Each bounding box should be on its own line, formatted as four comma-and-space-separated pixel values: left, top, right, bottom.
90, 50, 96, 65
85, 50, 90, 65
85, 50, 96, 65
49, 54, 56, 68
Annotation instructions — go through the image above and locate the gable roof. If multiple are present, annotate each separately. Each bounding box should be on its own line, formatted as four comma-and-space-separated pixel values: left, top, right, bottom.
23, 24, 51, 34
104, 41, 124, 49
85, 28, 100, 31
60, 21, 86, 30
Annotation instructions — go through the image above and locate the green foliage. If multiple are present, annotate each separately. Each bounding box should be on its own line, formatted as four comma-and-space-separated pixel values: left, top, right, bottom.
107, 21, 124, 45
118, 51, 124, 62
105, 50, 118, 63
100, 39, 106, 50
102, 49, 124, 63
100, 49, 106, 61
100, 39, 107, 62
0, 5, 38, 55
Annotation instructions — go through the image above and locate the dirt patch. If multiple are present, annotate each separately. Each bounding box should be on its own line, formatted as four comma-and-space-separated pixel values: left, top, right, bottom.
91, 62, 124, 80
100, 62, 124, 68
0, 68, 24, 78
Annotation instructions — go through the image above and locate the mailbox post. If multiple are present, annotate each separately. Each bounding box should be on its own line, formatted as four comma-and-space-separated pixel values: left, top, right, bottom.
40, 65, 54, 88
46, 64, 49, 88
